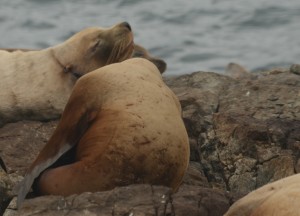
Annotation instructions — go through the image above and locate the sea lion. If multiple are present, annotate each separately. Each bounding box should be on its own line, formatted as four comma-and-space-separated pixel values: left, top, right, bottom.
16, 58, 189, 209
225, 173, 300, 216
0, 21, 134, 127
1, 44, 167, 73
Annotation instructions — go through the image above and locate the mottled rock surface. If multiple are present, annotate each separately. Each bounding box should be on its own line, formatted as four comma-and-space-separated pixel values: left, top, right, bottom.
165, 69, 300, 196
0, 165, 13, 216
225, 62, 254, 80
1, 67, 299, 215
0, 121, 56, 176
4, 185, 231, 216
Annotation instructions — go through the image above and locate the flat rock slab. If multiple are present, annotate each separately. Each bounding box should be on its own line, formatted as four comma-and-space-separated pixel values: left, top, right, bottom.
0, 121, 56, 176
4, 185, 231, 216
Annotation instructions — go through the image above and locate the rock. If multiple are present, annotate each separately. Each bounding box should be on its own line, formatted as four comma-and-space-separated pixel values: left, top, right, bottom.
4, 184, 232, 216
212, 69, 300, 194
290, 64, 300, 75
0, 159, 14, 216
225, 62, 254, 80
208, 113, 299, 193
256, 154, 294, 188
164, 72, 236, 162
0, 121, 57, 215
0, 121, 56, 175
183, 161, 209, 187
168, 68, 299, 215
5, 185, 171, 216
219, 71, 300, 120
172, 185, 232, 216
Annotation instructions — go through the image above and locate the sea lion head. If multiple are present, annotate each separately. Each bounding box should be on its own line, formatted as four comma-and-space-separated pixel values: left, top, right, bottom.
132, 44, 167, 74
53, 22, 134, 78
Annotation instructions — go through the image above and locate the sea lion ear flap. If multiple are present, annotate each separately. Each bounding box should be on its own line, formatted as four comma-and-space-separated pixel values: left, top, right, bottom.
132, 44, 167, 74
150, 58, 167, 74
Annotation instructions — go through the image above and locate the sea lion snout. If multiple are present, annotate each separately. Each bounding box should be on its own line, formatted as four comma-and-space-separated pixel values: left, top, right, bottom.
119, 22, 131, 31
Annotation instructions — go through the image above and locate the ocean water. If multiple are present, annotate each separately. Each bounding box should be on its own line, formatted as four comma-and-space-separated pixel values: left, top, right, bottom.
0, 0, 300, 75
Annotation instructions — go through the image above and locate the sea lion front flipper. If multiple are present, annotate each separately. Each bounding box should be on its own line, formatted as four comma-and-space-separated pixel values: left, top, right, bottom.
16, 82, 99, 209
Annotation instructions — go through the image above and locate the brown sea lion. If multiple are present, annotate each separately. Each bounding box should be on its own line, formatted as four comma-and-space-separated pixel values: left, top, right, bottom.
16, 58, 189, 209
225, 173, 300, 216
0, 22, 133, 127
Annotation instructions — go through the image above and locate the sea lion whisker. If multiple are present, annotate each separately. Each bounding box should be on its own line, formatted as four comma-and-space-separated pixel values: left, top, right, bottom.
115, 43, 123, 62
114, 42, 123, 62
107, 41, 123, 64
117, 40, 129, 62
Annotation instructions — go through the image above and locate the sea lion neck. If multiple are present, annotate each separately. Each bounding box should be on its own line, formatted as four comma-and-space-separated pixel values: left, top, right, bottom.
49, 47, 81, 78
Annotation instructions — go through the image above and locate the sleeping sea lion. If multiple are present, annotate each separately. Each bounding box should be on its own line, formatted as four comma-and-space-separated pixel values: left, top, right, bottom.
0, 44, 167, 73
16, 58, 189, 209
0, 21, 133, 126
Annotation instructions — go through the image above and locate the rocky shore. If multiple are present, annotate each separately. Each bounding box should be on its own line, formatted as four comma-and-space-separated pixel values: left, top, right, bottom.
1, 64, 299, 215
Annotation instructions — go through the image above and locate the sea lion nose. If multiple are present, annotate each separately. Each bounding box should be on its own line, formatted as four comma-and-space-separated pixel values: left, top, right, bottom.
121, 22, 131, 31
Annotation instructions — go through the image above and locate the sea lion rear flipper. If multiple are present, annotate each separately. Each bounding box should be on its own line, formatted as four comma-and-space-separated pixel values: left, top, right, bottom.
15, 141, 73, 209
16, 85, 99, 209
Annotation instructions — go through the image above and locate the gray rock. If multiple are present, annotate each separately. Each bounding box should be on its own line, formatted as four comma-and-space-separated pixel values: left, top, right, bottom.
4, 185, 232, 216
225, 62, 255, 80
0, 121, 56, 175
0, 161, 13, 216
290, 64, 300, 75
256, 154, 294, 188
167, 68, 300, 195
165, 72, 235, 162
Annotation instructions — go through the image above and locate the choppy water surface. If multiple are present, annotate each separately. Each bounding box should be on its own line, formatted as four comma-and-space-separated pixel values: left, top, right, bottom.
1, 0, 300, 75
